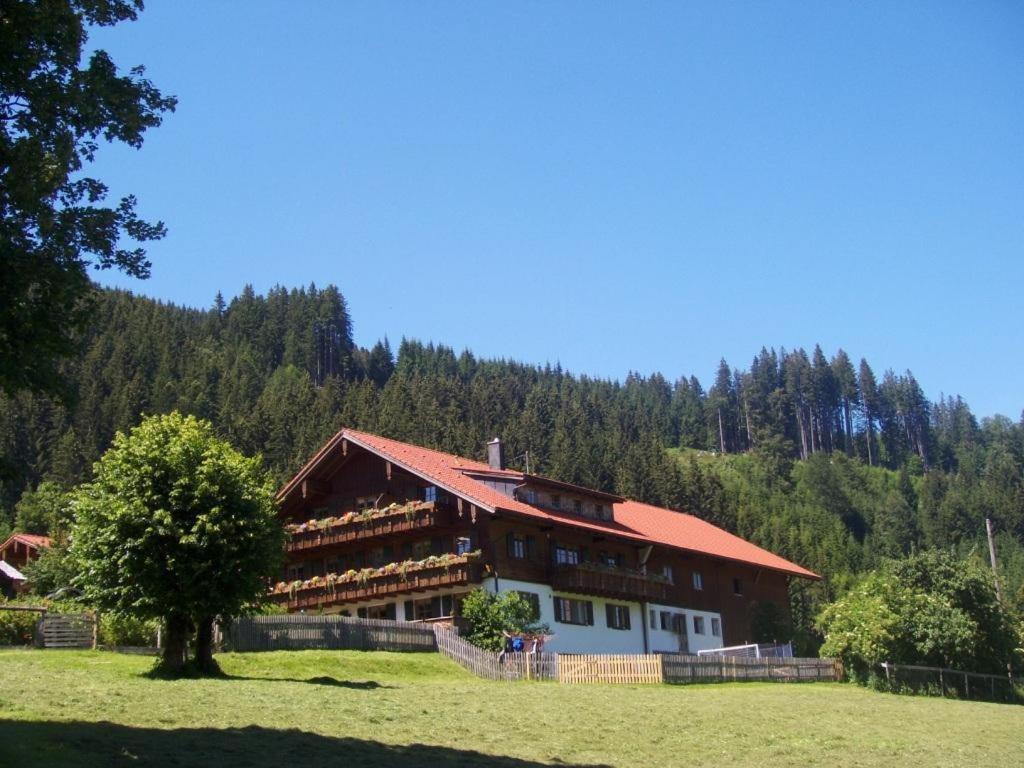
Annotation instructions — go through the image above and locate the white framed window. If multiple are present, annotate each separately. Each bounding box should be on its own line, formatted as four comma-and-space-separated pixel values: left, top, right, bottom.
711, 617, 721, 637
662, 565, 674, 583
555, 545, 580, 565
693, 615, 705, 635
692, 571, 704, 591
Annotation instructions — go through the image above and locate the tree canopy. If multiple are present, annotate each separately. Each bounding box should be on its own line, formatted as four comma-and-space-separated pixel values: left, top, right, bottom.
71, 412, 282, 673
817, 550, 1020, 678
0, 0, 175, 397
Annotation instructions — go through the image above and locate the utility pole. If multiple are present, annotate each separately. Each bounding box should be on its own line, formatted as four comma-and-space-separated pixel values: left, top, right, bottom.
985, 517, 1004, 606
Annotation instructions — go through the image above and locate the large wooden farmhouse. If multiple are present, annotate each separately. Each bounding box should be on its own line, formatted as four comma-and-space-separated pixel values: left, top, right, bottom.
273, 429, 818, 654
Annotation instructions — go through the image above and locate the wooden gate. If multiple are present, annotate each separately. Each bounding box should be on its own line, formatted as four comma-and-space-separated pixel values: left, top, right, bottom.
36, 612, 96, 649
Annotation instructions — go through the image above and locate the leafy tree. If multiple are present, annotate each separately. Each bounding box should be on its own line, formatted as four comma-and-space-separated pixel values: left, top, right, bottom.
460, 589, 547, 651
13, 481, 72, 538
0, 0, 175, 397
71, 412, 283, 674
22, 540, 76, 597
818, 551, 1020, 679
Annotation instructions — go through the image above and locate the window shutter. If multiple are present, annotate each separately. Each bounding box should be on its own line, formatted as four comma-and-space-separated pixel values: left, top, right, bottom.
404, 600, 414, 621
623, 608, 631, 630
386, 603, 396, 620
526, 535, 536, 560
605, 604, 614, 627
506, 532, 515, 557
586, 601, 594, 625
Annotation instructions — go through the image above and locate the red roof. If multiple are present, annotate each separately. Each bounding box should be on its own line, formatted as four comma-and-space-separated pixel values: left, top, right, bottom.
281, 428, 818, 580
0, 533, 51, 550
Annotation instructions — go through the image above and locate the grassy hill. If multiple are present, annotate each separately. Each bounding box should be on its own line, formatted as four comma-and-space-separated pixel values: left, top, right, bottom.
1, 650, 1021, 767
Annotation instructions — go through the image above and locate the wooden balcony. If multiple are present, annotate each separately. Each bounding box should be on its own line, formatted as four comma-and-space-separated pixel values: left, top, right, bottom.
285, 502, 453, 553
270, 558, 483, 612
550, 563, 669, 603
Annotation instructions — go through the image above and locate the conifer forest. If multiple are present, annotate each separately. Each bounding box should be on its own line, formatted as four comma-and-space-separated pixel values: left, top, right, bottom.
2, 284, 1022, 651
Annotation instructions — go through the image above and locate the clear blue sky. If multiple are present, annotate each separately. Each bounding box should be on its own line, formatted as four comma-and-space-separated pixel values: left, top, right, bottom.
89, 2, 1023, 418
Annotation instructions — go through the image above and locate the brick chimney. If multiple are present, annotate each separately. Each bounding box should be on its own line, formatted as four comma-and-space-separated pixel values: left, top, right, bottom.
487, 438, 505, 470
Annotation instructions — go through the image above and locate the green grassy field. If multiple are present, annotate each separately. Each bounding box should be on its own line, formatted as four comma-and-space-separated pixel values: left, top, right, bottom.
0, 649, 1020, 767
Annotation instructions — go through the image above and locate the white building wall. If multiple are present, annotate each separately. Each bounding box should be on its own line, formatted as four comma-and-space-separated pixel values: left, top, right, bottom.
481, 577, 647, 654
646, 602, 724, 654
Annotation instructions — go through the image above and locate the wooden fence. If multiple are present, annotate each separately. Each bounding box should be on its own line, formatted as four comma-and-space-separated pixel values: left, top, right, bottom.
35, 612, 96, 649
225, 614, 437, 652
559, 654, 663, 684
662, 653, 843, 684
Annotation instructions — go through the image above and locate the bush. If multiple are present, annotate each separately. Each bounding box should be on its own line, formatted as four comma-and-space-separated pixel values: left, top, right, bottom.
98, 613, 160, 647
460, 589, 548, 651
0, 609, 39, 646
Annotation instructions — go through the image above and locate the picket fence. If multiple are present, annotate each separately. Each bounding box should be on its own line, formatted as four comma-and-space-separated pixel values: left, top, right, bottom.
225, 614, 437, 652
431, 625, 841, 685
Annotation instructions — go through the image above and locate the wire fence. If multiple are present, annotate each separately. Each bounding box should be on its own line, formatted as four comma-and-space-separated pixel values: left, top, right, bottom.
878, 662, 1022, 704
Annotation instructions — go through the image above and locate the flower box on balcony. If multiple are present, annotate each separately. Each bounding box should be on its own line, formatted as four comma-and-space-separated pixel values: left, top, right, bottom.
270, 551, 482, 610
284, 501, 450, 552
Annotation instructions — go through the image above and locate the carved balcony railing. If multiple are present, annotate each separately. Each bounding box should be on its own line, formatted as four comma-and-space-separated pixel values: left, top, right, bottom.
550, 562, 669, 603
284, 501, 453, 553
269, 553, 483, 612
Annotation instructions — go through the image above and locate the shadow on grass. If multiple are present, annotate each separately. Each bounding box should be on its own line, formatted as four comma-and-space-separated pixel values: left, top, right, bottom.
0, 721, 610, 768
224, 674, 393, 689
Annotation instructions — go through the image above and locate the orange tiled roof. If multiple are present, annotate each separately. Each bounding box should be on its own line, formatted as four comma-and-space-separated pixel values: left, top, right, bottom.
282, 428, 819, 580
1, 533, 51, 550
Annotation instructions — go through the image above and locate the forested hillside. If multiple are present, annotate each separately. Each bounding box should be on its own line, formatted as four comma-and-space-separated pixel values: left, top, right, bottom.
2, 284, 1022, 649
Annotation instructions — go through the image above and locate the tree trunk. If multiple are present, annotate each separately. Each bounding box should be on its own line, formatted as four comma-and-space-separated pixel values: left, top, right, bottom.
161, 614, 190, 674
194, 615, 221, 675
717, 408, 726, 454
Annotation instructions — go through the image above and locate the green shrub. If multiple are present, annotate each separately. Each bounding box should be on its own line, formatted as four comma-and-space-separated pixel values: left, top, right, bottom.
0, 609, 40, 646
99, 613, 160, 647
460, 589, 548, 651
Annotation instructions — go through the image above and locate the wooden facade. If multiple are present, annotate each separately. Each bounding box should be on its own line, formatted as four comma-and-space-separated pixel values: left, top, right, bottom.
274, 432, 814, 650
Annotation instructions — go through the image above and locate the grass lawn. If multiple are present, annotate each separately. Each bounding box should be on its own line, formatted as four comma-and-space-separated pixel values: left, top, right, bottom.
0, 649, 1021, 767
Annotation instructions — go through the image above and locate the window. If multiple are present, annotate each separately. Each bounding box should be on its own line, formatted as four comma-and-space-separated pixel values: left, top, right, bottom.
733, 578, 743, 596
286, 564, 305, 581
606, 603, 631, 630
366, 603, 394, 620
594, 503, 606, 520
554, 597, 593, 626
649, 609, 657, 630
554, 544, 580, 565
456, 536, 472, 555
423, 486, 438, 503
693, 615, 705, 635
662, 565, 674, 583
573, 499, 583, 515
692, 571, 704, 591
672, 613, 686, 634
516, 591, 541, 621
659, 611, 672, 631
523, 488, 538, 505
550, 494, 562, 510
600, 551, 622, 568
356, 495, 377, 511
507, 534, 527, 559
711, 617, 721, 637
